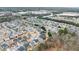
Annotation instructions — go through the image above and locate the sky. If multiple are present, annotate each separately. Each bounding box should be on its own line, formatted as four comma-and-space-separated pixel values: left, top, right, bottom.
0, 0, 79, 7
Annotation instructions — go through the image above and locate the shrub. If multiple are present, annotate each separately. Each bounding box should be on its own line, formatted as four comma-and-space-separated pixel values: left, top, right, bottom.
69, 32, 76, 36
48, 31, 52, 37
37, 16, 43, 19
34, 24, 39, 26
38, 43, 47, 51
41, 26, 46, 31
58, 27, 68, 35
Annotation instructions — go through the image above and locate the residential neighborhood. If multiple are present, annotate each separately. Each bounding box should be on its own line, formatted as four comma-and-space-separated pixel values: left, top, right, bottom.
0, 7, 79, 51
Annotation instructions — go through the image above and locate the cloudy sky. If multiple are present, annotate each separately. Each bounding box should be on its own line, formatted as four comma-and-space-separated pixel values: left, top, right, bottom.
0, 0, 79, 7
